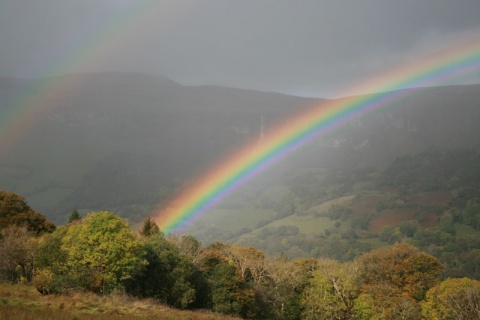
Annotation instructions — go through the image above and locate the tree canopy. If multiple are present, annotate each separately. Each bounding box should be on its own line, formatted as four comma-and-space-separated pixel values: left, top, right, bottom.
422, 277, 480, 320
0, 190, 55, 235
60, 211, 146, 293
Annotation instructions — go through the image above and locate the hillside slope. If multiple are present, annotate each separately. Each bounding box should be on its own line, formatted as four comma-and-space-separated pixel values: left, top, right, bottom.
1, 74, 480, 226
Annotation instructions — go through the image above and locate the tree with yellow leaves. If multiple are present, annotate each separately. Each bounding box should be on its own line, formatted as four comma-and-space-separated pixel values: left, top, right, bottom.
422, 277, 480, 319
61, 211, 146, 293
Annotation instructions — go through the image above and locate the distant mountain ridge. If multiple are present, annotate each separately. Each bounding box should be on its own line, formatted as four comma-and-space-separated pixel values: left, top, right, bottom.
0, 73, 479, 224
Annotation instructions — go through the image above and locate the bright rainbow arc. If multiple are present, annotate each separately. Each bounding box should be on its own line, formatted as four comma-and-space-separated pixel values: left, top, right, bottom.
153, 35, 480, 234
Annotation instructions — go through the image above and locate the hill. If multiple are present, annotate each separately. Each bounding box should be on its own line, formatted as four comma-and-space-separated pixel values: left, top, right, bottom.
1, 73, 480, 232
0, 73, 318, 222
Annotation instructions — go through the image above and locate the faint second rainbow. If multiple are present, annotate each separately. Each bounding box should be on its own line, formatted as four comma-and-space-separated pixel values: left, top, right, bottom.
153, 34, 480, 234
0, 1, 187, 152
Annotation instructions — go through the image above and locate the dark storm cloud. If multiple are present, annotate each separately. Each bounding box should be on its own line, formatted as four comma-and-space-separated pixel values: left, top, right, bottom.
1, 0, 480, 97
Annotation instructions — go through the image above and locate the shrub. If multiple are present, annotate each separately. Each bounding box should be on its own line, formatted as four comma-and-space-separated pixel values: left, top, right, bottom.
33, 269, 54, 295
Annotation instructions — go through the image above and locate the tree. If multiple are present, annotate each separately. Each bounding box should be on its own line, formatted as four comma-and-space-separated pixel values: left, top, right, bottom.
0, 190, 55, 235
167, 234, 203, 265
355, 243, 443, 319
208, 260, 255, 318
301, 259, 361, 320
67, 209, 81, 223
35, 226, 69, 274
263, 257, 318, 319
139, 216, 160, 237
224, 245, 267, 283
61, 211, 146, 293
126, 232, 198, 309
33, 226, 77, 294
197, 243, 256, 318
358, 242, 443, 301
0, 225, 36, 282
354, 284, 421, 320
422, 278, 480, 320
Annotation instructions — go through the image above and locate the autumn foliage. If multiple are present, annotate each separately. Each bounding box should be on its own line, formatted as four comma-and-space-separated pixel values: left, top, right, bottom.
358, 242, 443, 301
422, 277, 480, 319
2, 191, 480, 319
0, 190, 55, 235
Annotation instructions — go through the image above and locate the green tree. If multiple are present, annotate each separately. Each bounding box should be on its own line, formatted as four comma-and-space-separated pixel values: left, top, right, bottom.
301, 259, 361, 320
35, 226, 69, 274
463, 199, 480, 230
67, 209, 81, 223
0, 190, 55, 235
33, 226, 77, 294
263, 257, 318, 320
326, 204, 352, 220
126, 232, 198, 309
422, 278, 480, 320
139, 215, 160, 237
198, 243, 256, 318
209, 261, 255, 317
61, 211, 146, 294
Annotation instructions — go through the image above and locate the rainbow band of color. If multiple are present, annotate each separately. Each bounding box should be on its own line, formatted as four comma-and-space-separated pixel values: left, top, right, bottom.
153, 35, 480, 234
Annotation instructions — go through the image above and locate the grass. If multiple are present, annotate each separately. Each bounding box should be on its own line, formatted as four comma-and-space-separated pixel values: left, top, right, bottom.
186, 207, 274, 233
231, 195, 356, 240
257, 215, 335, 236
0, 282, 241, 320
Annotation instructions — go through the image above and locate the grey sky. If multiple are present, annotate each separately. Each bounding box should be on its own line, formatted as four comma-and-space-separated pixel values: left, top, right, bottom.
1, 0, 480, 97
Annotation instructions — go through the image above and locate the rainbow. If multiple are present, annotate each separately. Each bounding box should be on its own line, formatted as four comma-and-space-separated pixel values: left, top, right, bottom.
153, 34, 480, 234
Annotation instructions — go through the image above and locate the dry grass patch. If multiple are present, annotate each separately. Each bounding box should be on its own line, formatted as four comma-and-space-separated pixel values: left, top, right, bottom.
0, 282, 241, 320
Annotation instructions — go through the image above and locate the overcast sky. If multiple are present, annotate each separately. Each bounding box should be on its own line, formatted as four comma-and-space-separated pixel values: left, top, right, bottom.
1, 0, 480, 97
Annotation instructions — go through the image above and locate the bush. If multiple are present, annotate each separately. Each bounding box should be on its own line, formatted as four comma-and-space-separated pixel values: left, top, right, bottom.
33, 269, 54, 295
33, 269, 82, 294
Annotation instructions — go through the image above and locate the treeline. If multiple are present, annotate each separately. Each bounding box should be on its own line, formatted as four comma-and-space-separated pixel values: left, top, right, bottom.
1, 191, 480, 319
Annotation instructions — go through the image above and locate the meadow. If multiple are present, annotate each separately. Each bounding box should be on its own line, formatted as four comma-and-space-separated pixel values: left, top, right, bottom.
0, 282, 240, 320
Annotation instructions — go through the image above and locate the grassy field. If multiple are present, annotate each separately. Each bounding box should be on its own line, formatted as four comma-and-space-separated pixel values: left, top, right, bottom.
253, 215, 336, 236
0, 282, 241, 320
185, 207, 275, 233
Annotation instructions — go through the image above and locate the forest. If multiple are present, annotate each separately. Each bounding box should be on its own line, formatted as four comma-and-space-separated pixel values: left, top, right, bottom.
1, 190, 479, 319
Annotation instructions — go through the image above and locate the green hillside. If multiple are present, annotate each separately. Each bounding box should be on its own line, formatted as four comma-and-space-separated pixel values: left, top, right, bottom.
183, 149, 480, 279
